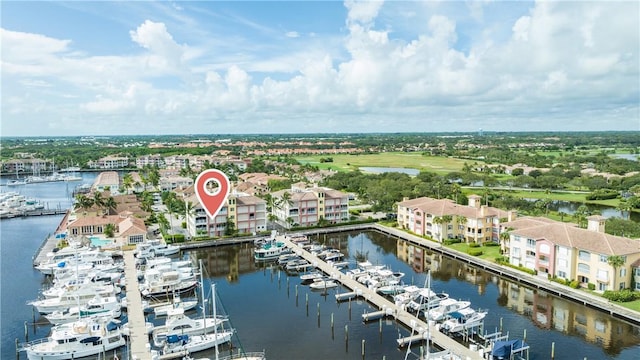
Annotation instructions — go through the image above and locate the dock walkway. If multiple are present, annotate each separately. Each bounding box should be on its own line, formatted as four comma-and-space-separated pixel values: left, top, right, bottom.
280, 235, 485, 360
123, 251, 152, 360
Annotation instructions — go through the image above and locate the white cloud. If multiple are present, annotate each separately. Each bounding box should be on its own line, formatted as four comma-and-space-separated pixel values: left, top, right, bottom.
1, 0, 638, 135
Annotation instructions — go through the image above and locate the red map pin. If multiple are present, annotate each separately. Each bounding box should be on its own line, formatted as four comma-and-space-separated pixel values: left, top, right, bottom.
194, 169, 230, 219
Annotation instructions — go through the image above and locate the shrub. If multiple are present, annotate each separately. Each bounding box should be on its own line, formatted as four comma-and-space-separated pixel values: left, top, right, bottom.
483, 241, 500, 247
469, 242, 481, 248
603, 289, 639, 302
587, 283, 596, 291
495, 256, 509, 264
569, 280, 580, 289
444, 239, 461, 245
467, 248, 483, 256
166, 234, 185, 243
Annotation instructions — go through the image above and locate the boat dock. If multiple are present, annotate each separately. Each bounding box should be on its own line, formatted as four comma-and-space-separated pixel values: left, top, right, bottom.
279, 235, 485, 360
123, 251, 152, 360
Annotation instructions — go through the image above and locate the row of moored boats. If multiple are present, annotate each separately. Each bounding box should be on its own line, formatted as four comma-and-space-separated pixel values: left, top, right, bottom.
21, 239, 265, 360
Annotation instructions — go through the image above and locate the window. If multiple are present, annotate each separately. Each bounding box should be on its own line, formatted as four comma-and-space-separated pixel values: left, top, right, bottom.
557, 271, 567, 278
558, 259, 568, 269
600, 255, 608, 263
558, 247, 568, 256
527, 239, 536, 247
578, 263, 590, 273
597, 269, 608, 282
579, 250, 591, 261
620, 268, 627, 277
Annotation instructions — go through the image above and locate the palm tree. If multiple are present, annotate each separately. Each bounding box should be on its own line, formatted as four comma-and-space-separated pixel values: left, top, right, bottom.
432, 216, 443, 240
441, 215, 453, 239
104, 196, 117, 215
500, 227, 514, 255
607, 255, 625, 291
104, 223, 116, 238
74, 194, 94, 213
558, 211, 567, 222
617, 201, 631, 220
93, 191, 105, 213
455, 215, 467, 241
122, 173, 133, 194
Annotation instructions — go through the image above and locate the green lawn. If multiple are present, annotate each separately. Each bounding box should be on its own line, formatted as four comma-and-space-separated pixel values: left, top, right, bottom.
447, 242, 502, 261
488, 189, 622, 207
296, 152, 470, 174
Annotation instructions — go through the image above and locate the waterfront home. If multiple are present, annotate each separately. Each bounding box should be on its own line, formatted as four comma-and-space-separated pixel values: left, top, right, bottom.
504, 215, 640, 292
271, 184, 350, 229
183, 187, 267, 237
397, 195, 515, 243
67, 214, 147, 246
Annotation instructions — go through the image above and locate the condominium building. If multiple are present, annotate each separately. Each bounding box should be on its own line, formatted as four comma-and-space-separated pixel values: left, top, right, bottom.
88, 156, 130, 169
185, 191, 267, 237
504, 215, 640, 292
397, 195, 513, 243
271, 185, 349, 229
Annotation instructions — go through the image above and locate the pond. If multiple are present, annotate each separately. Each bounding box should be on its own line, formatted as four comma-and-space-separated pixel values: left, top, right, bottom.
359, 167, 420, 176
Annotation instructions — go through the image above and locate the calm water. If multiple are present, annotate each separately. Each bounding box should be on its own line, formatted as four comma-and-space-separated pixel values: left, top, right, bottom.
2, 177, 640, 360
359, 167, 420, 176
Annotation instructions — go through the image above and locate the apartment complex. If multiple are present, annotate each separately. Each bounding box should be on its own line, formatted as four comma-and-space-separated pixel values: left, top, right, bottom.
504, 215, 640, 292
88, 156, 130, 169
397, 195, 514, 243
184, 191, 267, 237
271, 184, 349, 229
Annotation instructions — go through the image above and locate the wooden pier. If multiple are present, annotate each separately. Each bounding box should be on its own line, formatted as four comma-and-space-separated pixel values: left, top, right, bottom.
123, 251, 152, 360
279, 235, 485, 360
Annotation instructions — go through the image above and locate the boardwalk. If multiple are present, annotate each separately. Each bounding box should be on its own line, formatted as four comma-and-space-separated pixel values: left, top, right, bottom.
279, 235, 485, 360
123, 251, 152, 360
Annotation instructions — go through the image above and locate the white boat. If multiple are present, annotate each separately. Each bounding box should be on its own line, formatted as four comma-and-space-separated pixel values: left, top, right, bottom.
20, 318, 125, 360
139, 269, 198, 298
30, 285, 119, 314
300, 271, 323, 282
135, 239, 180, 258
44, 295, 121, 325
153, 296, 199, 317
158, 332, 234, 357
154, 275, 234, 358
376, 281, 407, 296
254, 240, 288, 261
393, 285, 422, 308
406, 288, 449, 313
424, 298, 471, 322
438, 307, 488, 334
309, 278, 339, 290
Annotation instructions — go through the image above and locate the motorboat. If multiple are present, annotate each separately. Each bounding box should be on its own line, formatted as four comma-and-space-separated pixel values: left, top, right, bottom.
20, 318, 125, 360
309, 278, 339, 290
139, 269, 198, 298
406, 288, 449, 313
376, 281, 407, 296
153, 296, 199, 317
44, 295, 121, 325
254, 240, 289, 261
439, 307, 488, 334
152, 306, 229, 346
424, 298, 471, 322
300, 271, 324, 282
30, 284, 119, 314
135, 239, 180, 258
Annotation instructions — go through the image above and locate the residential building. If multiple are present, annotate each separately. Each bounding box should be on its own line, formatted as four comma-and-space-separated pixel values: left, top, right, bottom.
503, 215, 640, 292
2, 158, 51, 175
185, 191, 267, 237
159, 175, 194, 192
136, 154, 165, 169
397, 195, 513, 243
88, 156, 129, 169
271, 185, 349, 229
66, 213, 147, 246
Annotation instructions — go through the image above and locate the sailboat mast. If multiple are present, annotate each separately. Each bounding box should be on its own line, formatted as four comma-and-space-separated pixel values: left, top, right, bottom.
213, 283, 220, 360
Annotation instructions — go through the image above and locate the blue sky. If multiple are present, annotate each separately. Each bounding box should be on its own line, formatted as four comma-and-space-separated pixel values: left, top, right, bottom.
1, 1, 639, 136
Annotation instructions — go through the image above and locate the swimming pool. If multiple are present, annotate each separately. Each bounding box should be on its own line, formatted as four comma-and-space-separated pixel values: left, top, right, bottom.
89, 236, 113, 247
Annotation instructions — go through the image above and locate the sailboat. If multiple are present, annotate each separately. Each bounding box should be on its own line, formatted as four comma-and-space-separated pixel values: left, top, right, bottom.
403, 271, 462, 360
152, 261, 234, 358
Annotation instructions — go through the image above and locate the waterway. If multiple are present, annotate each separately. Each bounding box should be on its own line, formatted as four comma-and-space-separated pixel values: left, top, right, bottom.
2, 175, 640, 359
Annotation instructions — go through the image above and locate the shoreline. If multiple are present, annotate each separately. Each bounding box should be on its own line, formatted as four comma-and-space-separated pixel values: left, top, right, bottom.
33, 221, 640, 327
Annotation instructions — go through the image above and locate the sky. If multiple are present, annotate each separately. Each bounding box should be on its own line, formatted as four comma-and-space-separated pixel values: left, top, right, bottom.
1, 1, 639, 136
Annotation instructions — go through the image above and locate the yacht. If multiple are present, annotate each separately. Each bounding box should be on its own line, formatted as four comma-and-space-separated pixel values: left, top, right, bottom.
439, 307, 488, 334
20, 318, 125, 360
309, 277, 339, 290
424, 298, 471, 322
44, 296, 121, 325
254, 240, 289, 261
406, 288, 449, 313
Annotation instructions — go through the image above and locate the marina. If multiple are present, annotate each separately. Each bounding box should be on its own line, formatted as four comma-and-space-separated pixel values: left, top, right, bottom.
3, 175, 640, 360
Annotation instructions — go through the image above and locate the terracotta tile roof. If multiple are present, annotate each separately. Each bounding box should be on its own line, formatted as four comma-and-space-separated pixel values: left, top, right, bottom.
412, 198, 509, 219
512, 222, 640, 256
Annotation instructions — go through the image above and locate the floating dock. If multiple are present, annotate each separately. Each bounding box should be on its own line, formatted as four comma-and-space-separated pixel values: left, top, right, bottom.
279, 235, 485, 359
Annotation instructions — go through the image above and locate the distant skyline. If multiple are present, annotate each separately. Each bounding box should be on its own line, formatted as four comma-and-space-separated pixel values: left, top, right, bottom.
2, 1, 639, 136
